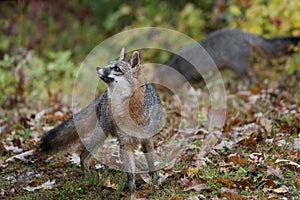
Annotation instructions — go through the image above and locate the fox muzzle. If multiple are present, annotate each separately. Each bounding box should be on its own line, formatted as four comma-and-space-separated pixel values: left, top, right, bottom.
96, 66, 114, 83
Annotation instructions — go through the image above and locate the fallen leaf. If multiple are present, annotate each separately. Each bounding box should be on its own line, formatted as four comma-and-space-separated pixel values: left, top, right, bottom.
187, 167, 199, 178
248, 152, 264, 163
250, 85, 261, 94
276, 159, 300, 169
183, 183, 206, 192
180, 177, 206, 192
220, 191, 243, 200
214, 140, 235, 150
156, 172, 173, 188
0, 160, 8, 168
277, 139, 286, 147
70, 152, 80, 166
226, 153, 248, 167
214, 178, 235, 188
182, 196, 199, 200
169, 196, 185, 200
95, 163, 104, 169
55, 161, 65, 167
295, 178, 300, 186
237, 136, 257, 147
3, 143, 23, 153
124, 191, 145, 200
266, 166, 284, 180
23, 180, 55, 191
259, 117, 272, 132
263, 179, 277, 188
293, 137, 300, 150
6, 149, 35, 162
140, 173, 152, 184
272, 187, 287, 194
98, 174, 116, 190
178, 177, 189, 187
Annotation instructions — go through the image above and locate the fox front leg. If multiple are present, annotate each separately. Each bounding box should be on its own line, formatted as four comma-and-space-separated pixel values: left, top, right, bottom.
120, 143, 136, 194
141, 139, 155, 177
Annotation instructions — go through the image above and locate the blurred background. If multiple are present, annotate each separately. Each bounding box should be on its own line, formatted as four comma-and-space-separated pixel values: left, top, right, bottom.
1, 0, 300, 108
1, 1, 300, 199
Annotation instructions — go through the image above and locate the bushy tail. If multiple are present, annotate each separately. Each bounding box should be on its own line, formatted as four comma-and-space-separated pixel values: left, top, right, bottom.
39, 99, 98, 152
256, 36, 300, 58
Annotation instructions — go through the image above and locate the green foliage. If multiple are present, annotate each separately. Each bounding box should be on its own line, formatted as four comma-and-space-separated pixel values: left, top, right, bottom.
0, 54, 16, 100
1, 0, 300, 107
231, 0, 300, 36
219, 0, 300, 80
0, 50, 77, 107
83, 0, 210, 39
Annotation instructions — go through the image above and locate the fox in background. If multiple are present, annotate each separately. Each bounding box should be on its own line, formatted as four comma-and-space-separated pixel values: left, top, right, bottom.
39, 48, 163, 194
155, 27, 300, 85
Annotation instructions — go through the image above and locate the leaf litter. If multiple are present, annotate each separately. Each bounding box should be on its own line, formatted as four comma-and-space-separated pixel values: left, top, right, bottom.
1, 71, 300, 199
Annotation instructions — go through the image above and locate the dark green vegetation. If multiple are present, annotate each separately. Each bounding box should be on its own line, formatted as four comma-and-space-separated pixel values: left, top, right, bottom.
1, 1, 300, 199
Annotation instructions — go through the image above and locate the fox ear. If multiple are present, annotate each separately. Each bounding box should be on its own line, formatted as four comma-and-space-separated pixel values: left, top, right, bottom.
130, 51, 140, 68
119, 48, 128, 61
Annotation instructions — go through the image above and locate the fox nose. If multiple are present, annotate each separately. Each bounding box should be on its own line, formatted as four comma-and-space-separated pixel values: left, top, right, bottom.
96, 66, 103, 74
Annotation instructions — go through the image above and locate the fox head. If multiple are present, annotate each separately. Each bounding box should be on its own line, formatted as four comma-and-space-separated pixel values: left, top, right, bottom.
96, 48, 144, 97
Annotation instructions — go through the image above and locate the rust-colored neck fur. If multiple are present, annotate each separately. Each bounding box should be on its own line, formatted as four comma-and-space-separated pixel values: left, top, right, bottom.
129, 84, 146, 125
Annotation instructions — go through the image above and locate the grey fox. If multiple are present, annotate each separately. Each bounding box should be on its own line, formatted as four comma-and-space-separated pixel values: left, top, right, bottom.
156, 27, 300, 83
39, 48, 162, 194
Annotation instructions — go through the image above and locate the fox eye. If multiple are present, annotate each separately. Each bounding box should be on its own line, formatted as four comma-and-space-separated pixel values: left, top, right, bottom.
113, 66, 121, 72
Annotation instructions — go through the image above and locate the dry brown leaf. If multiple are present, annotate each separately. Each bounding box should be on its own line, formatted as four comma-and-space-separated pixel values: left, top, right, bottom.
98, 174, 117, 190
55, 161, 65, 167
183, 183, 206, 192
237, 136, 257, 147
220, 192, 243, 200
169, 196, 185, 200
264, 179, 277, 188
178, 177, 189, 187
259, 117, 272, 132
233, 179, 252, 189
275, 159, 300, 169
181, 177, 206, 192
180, 165, 188, 175
124, 191, 145, 200
226, 153, 248, 167
250, 85, 261, 94
295, 178, 300, 186
214, 178, 235, 188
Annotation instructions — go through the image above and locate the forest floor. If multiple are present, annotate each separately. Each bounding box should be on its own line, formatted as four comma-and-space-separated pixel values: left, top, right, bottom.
1, 66, 300, 200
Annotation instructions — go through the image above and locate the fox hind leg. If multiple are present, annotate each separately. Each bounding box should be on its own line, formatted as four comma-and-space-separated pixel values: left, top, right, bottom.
80, 127, 106, 174
80, 144, 92, 173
